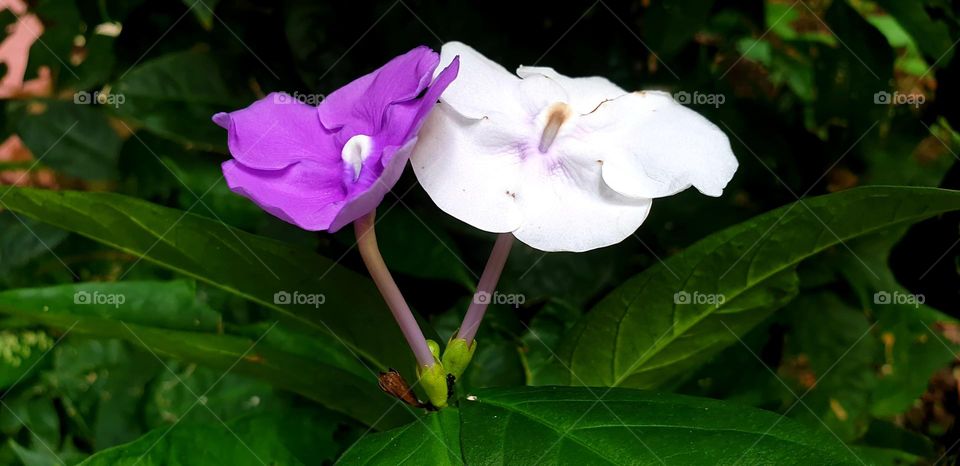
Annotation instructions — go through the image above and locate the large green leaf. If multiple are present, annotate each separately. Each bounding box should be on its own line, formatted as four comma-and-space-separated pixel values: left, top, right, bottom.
553, 187, 960, 388
0, 280, 220, 331
0, 188, 419, 375
0, 280, 410, 428
79, 414, 331, 466
829, 227, 960, 417
339, 408, 462, 465
342, 387, 859, 465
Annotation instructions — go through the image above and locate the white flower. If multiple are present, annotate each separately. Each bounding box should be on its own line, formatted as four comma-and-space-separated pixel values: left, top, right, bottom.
412, 42, 738, 252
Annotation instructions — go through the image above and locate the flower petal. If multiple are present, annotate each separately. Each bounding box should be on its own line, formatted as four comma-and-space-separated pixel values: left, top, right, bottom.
516, 66, 627, 114
435, 41, 525, 119
213, 94, 338, 170
222, 159, 345, 231
578, 91, 738, 198
378, 56, 461, 148
330, 138, 417, 232
411, 103, 525, 233
317, 46, 438, 133
510, 163, 652, 252
412, 103, 652, 252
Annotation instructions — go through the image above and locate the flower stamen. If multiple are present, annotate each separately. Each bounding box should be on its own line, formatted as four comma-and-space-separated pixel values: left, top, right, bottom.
341, 134, 374, 181
538, 102, 572, 153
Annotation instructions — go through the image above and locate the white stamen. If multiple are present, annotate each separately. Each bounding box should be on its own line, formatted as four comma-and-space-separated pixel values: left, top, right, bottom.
538, 102, 572, 153
341, 134, 374, 181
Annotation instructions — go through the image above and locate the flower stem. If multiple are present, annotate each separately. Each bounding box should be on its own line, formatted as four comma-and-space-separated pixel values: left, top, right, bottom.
354, 211, 435, 368
457, 233, 515, 344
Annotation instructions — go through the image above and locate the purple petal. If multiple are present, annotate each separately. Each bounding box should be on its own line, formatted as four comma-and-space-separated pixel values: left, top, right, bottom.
222, 159, 345, 231
376, 56, 461, 151
317, 46, 439, 134
216, 47, 458, 232
215, 93, 339, 170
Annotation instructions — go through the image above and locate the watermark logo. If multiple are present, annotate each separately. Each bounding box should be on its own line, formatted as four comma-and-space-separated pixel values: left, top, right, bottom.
73, 290, 126, 308
873, 91, 925, 108
273, 290, 326, 308
74, 90, 125, 108
873, 290, 925, 308
674, 290, 726, 306
473, 291, 526, 308
273, 92, 325, 106
674, 91, 726, 108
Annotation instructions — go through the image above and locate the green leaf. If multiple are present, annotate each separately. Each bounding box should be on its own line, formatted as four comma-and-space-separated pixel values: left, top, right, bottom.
554, 187, 960, 389
0, 188, 421, 376
814, 0, 894, 134
827, 227, 960, 417
339, 408, 462, 465
0, 212, 68, 280
111, 50, 250, 151
78, 414, 325, 466
343, 387, 859, 465
13, 100, 122, 180
0, 280, 220, 331
0, 280, 410, 428
873, 0, 955, 64
520, 300, 581, 386
778, 293, 878, 441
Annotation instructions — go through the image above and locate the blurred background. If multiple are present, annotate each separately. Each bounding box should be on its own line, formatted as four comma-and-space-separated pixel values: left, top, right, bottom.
1, 0, 959, 464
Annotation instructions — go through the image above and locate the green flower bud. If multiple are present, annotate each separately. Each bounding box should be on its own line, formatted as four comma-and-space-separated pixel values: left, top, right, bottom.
426, 339, 441, 360
417, 363, 449, 408
441, 337, 477, 379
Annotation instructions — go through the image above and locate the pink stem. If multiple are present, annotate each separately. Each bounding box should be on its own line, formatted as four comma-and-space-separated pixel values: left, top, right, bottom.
355, 211, 435, 367
457, 233, 515, 344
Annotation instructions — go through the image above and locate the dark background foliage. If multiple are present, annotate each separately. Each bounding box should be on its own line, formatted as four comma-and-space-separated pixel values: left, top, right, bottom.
1, 0, 959, 464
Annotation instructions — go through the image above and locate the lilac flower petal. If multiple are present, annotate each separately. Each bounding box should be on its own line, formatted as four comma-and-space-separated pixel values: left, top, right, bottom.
377, 57, 461, 149
217, 46, 457, 232
214, 93, 339, 170
222, 159, 345, 231
317, 46, 438, 133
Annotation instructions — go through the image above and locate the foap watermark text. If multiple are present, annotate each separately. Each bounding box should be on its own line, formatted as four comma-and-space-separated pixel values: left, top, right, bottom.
274, 290, 326, 308
273, 92, 325, 106
473, 291, 525, 308
873, 91, 925, 108
674, 290, 726, 306
74, 290, 126, 308
874, 290, 925, 308
74, 90, 125, 108
674, 91, 726, 108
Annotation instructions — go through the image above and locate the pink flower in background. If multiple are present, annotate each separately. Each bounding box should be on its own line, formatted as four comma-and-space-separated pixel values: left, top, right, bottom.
0, 0, 52, 98
0, 0, 55, 189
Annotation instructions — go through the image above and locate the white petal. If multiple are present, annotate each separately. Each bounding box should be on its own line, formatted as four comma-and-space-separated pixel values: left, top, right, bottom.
510, 160, 652, 252
413, 102, 652, 252
411, 103, 525, 233
578, 91, 738, 198
517, 65, 628, 114
436, 41, 524, 119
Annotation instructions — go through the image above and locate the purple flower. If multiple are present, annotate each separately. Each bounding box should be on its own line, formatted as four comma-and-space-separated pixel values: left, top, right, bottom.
213, 46, 459, 232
